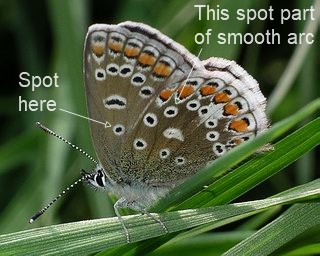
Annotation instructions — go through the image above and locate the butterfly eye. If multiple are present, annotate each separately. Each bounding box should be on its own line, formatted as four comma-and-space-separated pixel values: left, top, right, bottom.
95, 170, 106, 187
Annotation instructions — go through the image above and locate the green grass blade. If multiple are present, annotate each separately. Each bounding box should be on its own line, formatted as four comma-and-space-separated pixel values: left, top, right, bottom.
1, 179, 319, 255
223, 203, 320, 256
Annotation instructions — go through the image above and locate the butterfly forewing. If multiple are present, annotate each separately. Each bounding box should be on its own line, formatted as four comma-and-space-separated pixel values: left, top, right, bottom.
84, 21, 268, 187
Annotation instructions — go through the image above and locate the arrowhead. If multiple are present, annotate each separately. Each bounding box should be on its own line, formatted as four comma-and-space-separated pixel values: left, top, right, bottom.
105, 122, 111, 128
175, 98, 181, 104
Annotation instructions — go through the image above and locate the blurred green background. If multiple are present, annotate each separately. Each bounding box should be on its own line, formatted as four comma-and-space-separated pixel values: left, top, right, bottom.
0, 0, 318, 237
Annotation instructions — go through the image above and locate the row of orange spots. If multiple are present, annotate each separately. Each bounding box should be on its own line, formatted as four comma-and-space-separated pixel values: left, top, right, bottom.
108, 40, 123, 53
213, 91, 231, 103
229, 118, 249, 132
232, 138, 243, 145
200, 84, 216, 96
159, 89, 174, 101
124, 46, 140, 58
91, 44, 105, 57
177, 84, 194, 99
223, 103, 239, 116
153, 62, 173, 78
138, 52, 157, 67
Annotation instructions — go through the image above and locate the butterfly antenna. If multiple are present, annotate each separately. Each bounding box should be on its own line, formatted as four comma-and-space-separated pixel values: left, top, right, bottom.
36, 121, 98, 165
29, 173, 91, 223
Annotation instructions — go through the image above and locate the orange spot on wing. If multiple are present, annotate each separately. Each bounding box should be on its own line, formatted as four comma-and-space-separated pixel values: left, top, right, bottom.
213, 92, 230, 103
229, 119, 248, 132
108, 42, 122, 53
91, 45, 105, 56
224, 103, 239, 116
177, 85, 194, 99
159, 89, 174, 101
124, 46, 140, 58
200, 85, 216, 96
138, 53, 157, 66
233, 138, 243, 145
153, 63, 172, 78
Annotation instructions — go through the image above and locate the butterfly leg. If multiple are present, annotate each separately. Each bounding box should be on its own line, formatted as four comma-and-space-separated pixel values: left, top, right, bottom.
114, 197, 168, 243
114, 197, 131, 243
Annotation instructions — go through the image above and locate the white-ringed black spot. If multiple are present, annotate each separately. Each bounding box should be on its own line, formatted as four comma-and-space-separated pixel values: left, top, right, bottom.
198, 106, 209, 116
175, 156, 185, 165
103, 95, 127, 110
133, 138, 147, 150
206, 131, 220, 141
213, 143, 226, 156
139, 86, 154, 98
131, 73, 146, 86
186, 100, 200, 111
205, 118, 218, 128
164, 106, 178, 118
119, 64, 133, 77
95, 68, 106, 81
143, 113, 158, 127
159, 148, 170, 159
113, 124, 125, 136
106, 63, 119, 76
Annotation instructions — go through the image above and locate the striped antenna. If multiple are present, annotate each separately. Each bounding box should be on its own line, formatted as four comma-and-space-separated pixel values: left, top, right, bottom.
29, 122, 96, 223
36, 122, 97, 165
29, 173, 91, 223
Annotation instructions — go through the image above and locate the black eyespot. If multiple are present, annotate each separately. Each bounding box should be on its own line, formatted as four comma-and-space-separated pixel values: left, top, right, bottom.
120, 68, 131, 75
106, 99, 125, 106
108, 67, 118, 73
141, 89, 152, 95
133, 76, 144, 83
175, 157, 185, 165
201, 108, 208, 114
97, 72, 104, 78
136, 141, 144, 147
215, 145, 223, 153
209, 133, 216, 139
146, 116, 154, 124
143, 113, 158, 127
